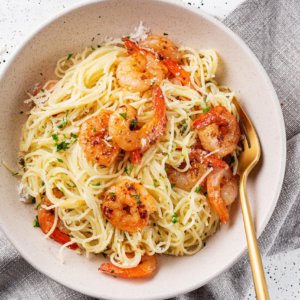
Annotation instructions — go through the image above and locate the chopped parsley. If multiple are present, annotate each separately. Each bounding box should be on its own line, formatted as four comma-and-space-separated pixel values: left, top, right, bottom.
171, 212, 178, 224
67, 53, 73, 60
33, 216, 40, 227
163, 32, 168, 36
153, 180, 159, 188
119, 112, 127, 120
124, 164, 134, 176
56, 140, 70, 152
57, 158, 64, 163
109, 192, 115, 197
66, 182, 76, 188
202, 107, 211, 113
195, 186, 202, 193
91, 46, 95, 51
171, 183, 176, 189
132, 194, 141, 204
19, 158, 25, 168
110, 269, 115, 273
52, 133, 77, 152
52, 133, 58, 142
229, 156, 235, 165
129, 119, 138, 130
93, 182, 101, 186
40, 88, 45, 93
180, 119, 188, 135
70, 133, 78, 141
58, 111, 69, 129
93, 127, 97, 132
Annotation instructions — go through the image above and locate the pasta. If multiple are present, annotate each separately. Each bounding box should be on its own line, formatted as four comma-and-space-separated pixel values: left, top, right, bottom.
19, 31, 240, 276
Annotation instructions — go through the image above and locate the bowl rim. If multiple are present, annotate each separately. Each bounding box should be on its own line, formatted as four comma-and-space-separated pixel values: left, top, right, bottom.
0, 0, 286, 299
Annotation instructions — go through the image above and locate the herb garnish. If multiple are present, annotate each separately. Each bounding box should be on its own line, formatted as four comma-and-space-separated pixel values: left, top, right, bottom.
180, 119, 188, 135
56, 140, 70, 152
163, 32, 168, 36
153, 180, 159, 188
171, 212, 178, 224
202, 107, 211, 113
124, 164, 134, 176
119, 112, 127, 120
33, 216, 40, 227
129, 119, 138, 130
70, 133, 78, 141
195, 186, 202, 193
229, 156, 235, 165
132, 194, 141, 204
19, 158, 25, 168
52, 133, 58, 142
67, 53, 73, 60
57, 158, 64, 163
58, 111, 69, 129
52, 133, 77, 152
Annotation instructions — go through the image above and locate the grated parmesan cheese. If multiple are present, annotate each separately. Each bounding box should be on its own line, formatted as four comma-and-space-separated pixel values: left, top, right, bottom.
18, 183, 31, 203
129, 21, 150, 42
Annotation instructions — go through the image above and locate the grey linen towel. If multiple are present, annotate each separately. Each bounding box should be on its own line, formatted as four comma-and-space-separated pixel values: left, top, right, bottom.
0, 0, 299, 299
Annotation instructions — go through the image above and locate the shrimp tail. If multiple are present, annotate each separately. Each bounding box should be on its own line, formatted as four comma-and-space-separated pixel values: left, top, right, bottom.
208, 196, 229, 224
123, 37, 148, 56
50, 229, 78, 249
163, 58, 191, 86
152, 85, 166, 122
99, 255, 157, 278
130, 150, 142, 165
140, 86, 167, 152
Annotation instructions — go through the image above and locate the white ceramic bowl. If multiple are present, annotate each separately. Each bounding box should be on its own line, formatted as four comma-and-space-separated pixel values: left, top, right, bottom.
0, 1, 286, 299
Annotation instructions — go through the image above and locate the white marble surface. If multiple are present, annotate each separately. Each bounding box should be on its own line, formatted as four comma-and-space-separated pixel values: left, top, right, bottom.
0, 1, 299, 299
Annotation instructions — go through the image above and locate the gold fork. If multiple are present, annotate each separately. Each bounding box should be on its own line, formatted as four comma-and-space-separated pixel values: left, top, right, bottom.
233, 98, 270, 300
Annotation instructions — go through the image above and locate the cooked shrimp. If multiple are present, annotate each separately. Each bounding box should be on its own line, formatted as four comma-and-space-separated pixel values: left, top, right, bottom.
139, 35, 191, 87
140, 34, 182, 62
117, 38, 168, 93
79, 110, 120, 167
207, 165, 238, 224
38, 188, 77, 249
102, 180, 157, 233
167, 148, 237, 224
167, 148, 226, 191
193, 106, 241, 158
164, 58, 192, 86
109, 86, 167, 152
99, 255, 157, 278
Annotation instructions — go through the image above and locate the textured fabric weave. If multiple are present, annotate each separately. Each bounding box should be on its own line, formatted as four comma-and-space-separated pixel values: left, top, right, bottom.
1, 0, 299, 299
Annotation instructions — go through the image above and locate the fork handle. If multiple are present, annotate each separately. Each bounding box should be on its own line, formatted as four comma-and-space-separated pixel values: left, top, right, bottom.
240, 173, 270, 300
